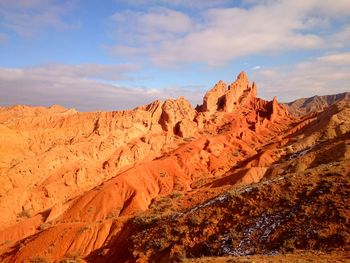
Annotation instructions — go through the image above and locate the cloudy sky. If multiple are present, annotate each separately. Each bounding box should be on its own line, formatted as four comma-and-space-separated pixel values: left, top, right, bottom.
0, 0, 349, 111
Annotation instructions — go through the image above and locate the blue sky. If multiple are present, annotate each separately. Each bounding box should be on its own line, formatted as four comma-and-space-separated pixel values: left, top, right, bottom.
0, 0, 349, 111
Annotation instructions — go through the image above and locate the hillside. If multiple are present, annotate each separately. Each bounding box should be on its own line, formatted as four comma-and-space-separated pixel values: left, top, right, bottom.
0, 72, 349, 262
284, 92, 350, 116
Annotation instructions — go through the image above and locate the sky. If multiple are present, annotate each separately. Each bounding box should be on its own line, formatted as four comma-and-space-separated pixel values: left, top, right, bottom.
0, 0, 349, 111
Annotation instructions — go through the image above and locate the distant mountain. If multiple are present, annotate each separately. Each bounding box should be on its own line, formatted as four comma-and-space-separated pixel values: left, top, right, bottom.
283, 92, 350, 116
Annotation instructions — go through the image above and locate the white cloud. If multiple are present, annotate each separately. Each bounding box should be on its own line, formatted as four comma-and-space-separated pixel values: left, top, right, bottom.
251, 51, 350, 102
110, 8, 192, 45
0, 64, 204, 111
317, 52, 350, 65
108, 0, 350, 66
331, 25, 350, 48
0, 0, 78, 37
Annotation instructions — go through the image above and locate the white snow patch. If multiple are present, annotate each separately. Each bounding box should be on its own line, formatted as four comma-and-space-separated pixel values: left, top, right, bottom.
189, 193, 228, 213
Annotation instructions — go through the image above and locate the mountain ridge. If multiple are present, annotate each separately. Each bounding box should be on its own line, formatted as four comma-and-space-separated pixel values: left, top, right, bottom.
283, 91, 350, 116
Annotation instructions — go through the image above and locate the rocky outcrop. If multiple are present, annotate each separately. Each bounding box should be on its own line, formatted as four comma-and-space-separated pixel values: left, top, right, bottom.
143, 100, 163, 131
175, 118, 197, 138
200, 71, 259, 113
268, 96, 290, 122
159, 97, 196, 134
202, 80, 226, 112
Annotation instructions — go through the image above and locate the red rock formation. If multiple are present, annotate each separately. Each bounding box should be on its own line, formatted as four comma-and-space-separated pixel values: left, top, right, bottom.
200, 71, 262, 113
223, 71, 249, 111
159, 97, 196, 134
267, 96, 290, 122
0, 71, 324, 263
202, 80, 226, 112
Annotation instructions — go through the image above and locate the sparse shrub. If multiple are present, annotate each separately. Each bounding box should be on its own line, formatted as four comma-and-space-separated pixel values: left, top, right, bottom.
133, 214, 161, 228
170, 191, 183, 199
173, 178, 185, 191
150, 196, 172, 213
207, 216, 218, 225
172, 225, 187, 235
30, 257, 49, 263
59, 259, 80, 263
159, 171, 167, 177
78, 226, 90, 233
17, 209, 31, 218
106, 213, 115, 220
95, 184, 103, 190
170, 245, 187, 262
18, 242, 25, 250
106, 206, 122, 219
158, 197, 171, 203
227, 188, 242, 199
146, 238, 168, 250
2, 239, 11, 246
39, 223, 50, 231
265, 207, 274, 215
183, 137, 194, 142
64, 251, 82, 261
248, 207, 260, 217
188, 215, 201, 226
228, 231, 237, 243
283, 238, 296, 252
